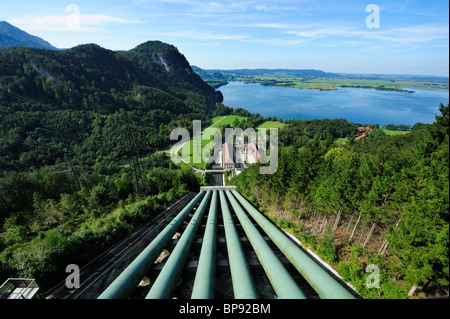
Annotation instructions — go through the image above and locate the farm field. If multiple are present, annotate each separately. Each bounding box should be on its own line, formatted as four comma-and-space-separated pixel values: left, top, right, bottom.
257, 121, 286, 129
382, 129, 412, 136
252, 77, 438, 92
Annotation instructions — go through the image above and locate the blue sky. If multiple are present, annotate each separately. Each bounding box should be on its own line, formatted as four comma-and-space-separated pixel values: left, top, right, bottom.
1, 0, 448, 76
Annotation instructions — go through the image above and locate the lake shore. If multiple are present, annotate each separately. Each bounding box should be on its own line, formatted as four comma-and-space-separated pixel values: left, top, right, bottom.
220, 81, 449, 126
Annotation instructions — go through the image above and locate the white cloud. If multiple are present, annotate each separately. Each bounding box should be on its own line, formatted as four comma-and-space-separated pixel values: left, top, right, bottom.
285, 24, 449, 46
433, 44, 449, 48
366, 25, 449, 44
155, 29, 306, 46
8, 14, 141, 32
245, 38, 304, 46
156, 30, 249, 40
208, 2, 223, 7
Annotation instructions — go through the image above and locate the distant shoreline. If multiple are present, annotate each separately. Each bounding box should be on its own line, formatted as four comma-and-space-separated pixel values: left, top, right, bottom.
195, 68, 449, 92
216, 80, 424, 93
211, 79, 450, 93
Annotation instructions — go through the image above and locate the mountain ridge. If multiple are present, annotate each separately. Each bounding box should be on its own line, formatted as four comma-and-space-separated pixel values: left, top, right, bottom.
0, 21, 58, 50
0, 40, 217, 113
192, 66, 337, 77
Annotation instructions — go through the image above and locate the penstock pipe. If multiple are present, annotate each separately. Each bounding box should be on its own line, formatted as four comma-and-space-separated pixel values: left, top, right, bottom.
225, 190, 306, 299
218, 190, 258, 299
146, 191, 212, 299
98, 191, 206, 299
191, 190, 218, 299
232, 190, 356, 299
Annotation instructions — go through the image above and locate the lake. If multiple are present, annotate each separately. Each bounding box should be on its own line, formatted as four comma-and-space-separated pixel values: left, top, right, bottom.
220, 81, 449, 126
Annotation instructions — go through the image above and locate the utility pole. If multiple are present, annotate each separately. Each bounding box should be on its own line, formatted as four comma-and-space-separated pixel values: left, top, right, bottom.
68, 160, 82, 191
120, 112, 150, 196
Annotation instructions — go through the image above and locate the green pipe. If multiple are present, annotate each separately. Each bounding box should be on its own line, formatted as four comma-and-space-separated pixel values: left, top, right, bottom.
219, 191, 258, 299
98, 191, 206, 299
191, 190, 218, 299
232, 190, 356, 299
146, 191, 212, 299
225, 191, 306, 299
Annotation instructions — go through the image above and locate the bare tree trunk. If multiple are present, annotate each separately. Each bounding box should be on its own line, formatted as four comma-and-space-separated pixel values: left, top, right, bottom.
333, 207, 343, 233
378, 239, 387, 255
381, 242, 390, 256
314, 215, 321, 234
349, 214, 361, 242
378, 239, 388, 255
357, 224, 367, 244
407, 286, 418, 297
315, 214, 324, 234
297, 203, 303, 221
363, 223, 376, 248
379, 218, 401, 256
318, 215, 323, 233
321, 216, 328, 235
344, 215, 354, 237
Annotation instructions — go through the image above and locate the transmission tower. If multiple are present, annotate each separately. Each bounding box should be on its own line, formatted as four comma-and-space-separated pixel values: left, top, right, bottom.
119, 112, 151, 196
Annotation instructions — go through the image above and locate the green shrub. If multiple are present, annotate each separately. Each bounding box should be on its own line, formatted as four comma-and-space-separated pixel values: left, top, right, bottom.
317, 233, 339, 264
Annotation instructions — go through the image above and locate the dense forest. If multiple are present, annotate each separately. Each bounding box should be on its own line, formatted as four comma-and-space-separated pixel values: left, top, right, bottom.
0, 41, 219, 289
231, 103, 449, 298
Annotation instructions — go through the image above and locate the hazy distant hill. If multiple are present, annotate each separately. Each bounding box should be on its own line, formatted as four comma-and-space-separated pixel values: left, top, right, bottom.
192, 66, 449, 90
191, 66, 341, 88
192, 66, 337, 77
0, 21, 58, 50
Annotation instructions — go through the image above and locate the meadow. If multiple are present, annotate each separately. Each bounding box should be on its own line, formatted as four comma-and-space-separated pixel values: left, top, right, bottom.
381, 129, 412, 136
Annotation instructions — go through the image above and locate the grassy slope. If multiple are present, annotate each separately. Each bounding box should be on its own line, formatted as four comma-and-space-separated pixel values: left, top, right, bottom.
257, 121, 286, 129
382, 129, 411, 136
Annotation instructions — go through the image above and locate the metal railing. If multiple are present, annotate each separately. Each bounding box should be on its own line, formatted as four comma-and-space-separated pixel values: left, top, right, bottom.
0, 278, 39, 299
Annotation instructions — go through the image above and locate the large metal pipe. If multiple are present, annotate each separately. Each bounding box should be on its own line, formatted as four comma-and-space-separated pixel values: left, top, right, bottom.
225, 191, 306, 299
231, 190, 356, 299
219, 190, 258, 299
98, 191, 206, 299
146, 191, 212, 299
191, 190, 218, 299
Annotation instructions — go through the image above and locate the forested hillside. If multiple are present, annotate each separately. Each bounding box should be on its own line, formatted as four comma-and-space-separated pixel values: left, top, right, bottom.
0, 41, 218, 289
0, 41, 220, 170
231, 103, 449, 298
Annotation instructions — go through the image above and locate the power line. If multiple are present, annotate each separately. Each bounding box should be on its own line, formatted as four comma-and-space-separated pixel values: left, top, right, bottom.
0, 87, 54, 111
68, 160, 82, 191
7, 138, 75, 154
